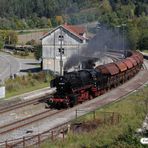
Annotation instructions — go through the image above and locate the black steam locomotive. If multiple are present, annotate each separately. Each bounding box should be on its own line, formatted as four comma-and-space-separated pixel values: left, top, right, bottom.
48, 69, 104, 108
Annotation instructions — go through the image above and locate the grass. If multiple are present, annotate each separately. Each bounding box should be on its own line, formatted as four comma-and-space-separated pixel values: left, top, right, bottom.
41, 85, 148, 148
5, 82, 49, 98
4, 71, 53, 99
142, 50, 148, 54
17, 28, 51, 35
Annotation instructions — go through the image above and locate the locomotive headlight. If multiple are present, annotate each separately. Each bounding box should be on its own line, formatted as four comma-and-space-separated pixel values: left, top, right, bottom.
60, 77, 63, 80
59, 82, 65, 85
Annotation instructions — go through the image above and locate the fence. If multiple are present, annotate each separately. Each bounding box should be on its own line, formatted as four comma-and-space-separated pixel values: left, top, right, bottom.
0, 109, 121, 148
75, 109, 121, 125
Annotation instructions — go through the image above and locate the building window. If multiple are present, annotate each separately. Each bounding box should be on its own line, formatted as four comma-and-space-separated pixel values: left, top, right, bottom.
59, 35, 64, 39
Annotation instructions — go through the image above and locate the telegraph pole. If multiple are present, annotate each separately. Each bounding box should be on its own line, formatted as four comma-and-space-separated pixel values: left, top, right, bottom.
116, 25, 121, 48
59, 27, 64, 76
122, 24, 126, 56
54, 32, 55, 74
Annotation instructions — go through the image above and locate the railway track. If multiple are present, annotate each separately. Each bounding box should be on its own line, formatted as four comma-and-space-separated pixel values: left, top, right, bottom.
0, 88, 56, 115
0, 96, 46, 114
105, 52, 124, 62
0, 109, 64, 135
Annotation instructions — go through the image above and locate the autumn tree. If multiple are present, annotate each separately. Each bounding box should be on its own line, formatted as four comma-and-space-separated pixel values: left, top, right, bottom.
55, 16, 64, 25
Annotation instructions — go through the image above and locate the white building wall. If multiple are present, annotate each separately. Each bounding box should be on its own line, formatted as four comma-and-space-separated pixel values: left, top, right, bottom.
42, 27, 87, 73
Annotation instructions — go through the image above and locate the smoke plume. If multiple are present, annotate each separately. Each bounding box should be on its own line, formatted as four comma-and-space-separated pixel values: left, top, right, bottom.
64, 25, 128, 70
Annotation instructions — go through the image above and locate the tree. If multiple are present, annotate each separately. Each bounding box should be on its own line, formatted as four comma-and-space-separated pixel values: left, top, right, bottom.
99, 12, 119, 27
47, 18, 52, 28
0, 36, 4, 49
138, 32, 148, 51
100, 0, 112, 14
5, 31, 18, 44
55, 16, 64, 25
34, 44, 42, 60
127, 24, 140, 50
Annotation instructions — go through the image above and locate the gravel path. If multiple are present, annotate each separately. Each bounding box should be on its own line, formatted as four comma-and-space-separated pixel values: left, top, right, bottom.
0, 103, 46, 127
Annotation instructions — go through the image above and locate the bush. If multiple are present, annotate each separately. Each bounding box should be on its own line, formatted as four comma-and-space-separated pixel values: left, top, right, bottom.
26, 39, 36, 46
5, 71, 53, 97
30, 79, 36, 86
13, 50, 29, 56
6, 81, 21, 92
20, 50, 29, 56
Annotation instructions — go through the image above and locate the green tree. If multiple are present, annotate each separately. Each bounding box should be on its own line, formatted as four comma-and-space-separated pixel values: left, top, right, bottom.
5, 31, 18, 44
127, 23, 140, 50
138, 32, 148, 51
34, 44, 42, 60
0, 36, 4, 49
100, 0, 112, 14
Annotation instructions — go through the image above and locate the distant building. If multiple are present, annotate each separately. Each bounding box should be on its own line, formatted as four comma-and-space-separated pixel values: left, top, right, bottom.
41, 24, 88, 73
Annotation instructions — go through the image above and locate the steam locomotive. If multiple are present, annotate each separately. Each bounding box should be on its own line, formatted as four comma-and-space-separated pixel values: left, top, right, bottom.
46, 51, 143, 108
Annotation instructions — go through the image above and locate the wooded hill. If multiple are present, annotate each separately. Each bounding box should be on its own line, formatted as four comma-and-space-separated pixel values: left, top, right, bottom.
0, 0, 147, 51
0, 0, 147, 28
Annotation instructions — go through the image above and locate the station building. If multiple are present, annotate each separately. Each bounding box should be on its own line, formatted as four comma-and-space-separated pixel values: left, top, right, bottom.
41, 24, 89, 73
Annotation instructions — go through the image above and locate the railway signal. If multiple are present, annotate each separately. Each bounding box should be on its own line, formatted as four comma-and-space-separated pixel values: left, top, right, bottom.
59, 48, 64, 54
59, 27, 64, 76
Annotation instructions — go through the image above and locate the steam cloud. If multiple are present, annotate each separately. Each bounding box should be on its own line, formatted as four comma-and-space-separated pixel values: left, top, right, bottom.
64, 25, 128, 70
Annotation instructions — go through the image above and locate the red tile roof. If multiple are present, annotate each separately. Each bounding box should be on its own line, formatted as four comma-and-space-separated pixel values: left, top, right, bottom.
62, 24, 88, 40
63, 24, 85, 35
41, 24, 88, 41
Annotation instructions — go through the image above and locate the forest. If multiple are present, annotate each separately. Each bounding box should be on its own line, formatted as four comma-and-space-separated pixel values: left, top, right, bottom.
0, 0, 147, 51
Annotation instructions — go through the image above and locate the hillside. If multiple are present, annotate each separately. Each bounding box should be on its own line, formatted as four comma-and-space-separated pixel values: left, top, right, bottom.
0, 0, 147, 51
0, 0, 147, 29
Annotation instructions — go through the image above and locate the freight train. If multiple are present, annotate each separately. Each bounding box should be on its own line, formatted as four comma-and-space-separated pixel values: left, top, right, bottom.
46, 51, 143, 108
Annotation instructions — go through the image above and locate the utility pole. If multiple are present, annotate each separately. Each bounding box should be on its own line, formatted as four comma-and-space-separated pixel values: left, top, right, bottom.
59, 27, 64, 76
8, 35, 11, 45
122, 24, 126, 56
116, 25, 121, 49
54, 32, 55, 74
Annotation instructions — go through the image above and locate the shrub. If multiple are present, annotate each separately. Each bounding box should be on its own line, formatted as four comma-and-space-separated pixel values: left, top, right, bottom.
6, 81, 21, 92
30, 79, 36, 86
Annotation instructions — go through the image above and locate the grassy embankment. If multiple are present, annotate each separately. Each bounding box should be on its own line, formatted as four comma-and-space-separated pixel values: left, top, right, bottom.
42, 85, 148, 148
4, 71, 53, 98
143, 50, 148, 54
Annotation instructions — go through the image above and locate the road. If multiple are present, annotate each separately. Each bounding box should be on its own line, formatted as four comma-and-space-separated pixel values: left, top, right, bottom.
0, 52, 40, 82
16, 58, 40, 75
0, 53, 19, 82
